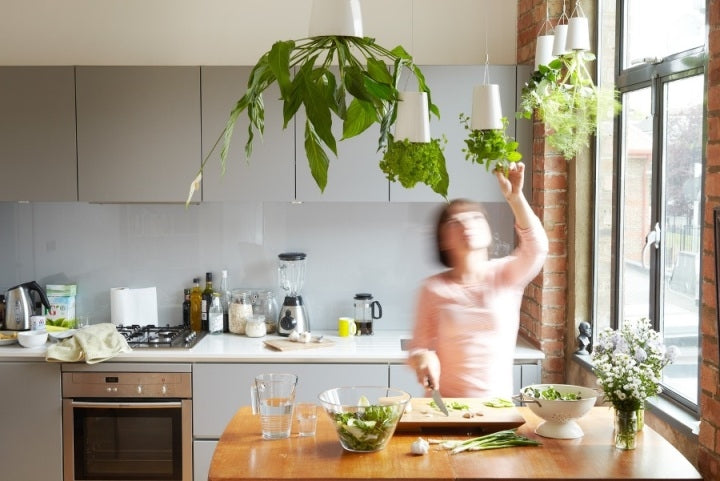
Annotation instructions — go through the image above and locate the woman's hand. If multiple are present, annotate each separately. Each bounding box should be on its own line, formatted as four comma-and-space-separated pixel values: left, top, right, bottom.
495, 162, 525, 201
409, 350, 441, 392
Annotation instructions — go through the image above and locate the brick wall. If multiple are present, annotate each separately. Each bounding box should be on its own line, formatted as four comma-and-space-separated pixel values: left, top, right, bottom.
699, 0, 720, 476
517, 0, 568, 384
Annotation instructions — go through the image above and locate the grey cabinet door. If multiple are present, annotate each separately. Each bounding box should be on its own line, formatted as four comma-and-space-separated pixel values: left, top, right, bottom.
201, 67, 295, 202
0, 67, 77, 201
390, 65, 522, 202
76, 67, 201, 203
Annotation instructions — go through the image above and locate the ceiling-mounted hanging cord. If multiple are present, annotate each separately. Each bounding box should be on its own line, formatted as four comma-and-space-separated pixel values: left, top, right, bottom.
538, 3, 553, 35
571, 0, 585, 18
559, 0, 569, 25
482, 1, 491, 85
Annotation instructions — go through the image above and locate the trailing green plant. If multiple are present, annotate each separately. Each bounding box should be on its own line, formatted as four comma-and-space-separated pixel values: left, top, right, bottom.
460, 114, 522, 175
517, 51, 620, 160
379, 134, 448, 198
190, 35, 440, 202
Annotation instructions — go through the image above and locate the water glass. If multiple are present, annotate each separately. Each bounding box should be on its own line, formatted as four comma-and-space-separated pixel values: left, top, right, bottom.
250, 373, 298, 440
295, 403, 318, 437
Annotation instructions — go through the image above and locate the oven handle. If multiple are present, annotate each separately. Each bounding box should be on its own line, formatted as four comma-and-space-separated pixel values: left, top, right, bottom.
70, 400, 183, 409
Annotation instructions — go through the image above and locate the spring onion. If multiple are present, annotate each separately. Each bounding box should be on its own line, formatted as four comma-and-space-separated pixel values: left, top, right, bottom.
432, 429, 541, 454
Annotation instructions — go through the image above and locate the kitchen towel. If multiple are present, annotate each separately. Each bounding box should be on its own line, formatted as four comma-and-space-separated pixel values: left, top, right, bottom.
111, 286, 158, 326
46, 323, 131, 364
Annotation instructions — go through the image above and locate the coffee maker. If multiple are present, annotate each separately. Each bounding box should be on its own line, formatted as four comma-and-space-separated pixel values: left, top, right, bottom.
277, 252, 309, 335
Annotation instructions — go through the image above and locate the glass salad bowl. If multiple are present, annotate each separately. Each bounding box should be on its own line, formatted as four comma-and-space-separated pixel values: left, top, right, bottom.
318, 386, 410, 452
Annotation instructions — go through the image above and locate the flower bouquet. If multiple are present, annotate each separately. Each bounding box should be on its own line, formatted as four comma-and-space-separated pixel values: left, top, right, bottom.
591, 318, 678, 449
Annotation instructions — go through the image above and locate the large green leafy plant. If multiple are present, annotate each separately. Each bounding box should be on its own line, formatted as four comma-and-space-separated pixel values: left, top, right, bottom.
193, 36, 440, 200
379, 134, 448, 197
460, 114, 522, 175
518, 51, 620, 159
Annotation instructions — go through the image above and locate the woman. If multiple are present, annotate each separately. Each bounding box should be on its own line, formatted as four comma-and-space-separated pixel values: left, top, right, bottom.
407, 162, 548, 398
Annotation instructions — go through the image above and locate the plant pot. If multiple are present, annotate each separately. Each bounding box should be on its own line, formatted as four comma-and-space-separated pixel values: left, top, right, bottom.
535, 34, 556, 70
552, 24, 569, 57
309, 0, 363, 37
395, 91, 431, 143
471, 84, 503, 131
567, 17, 590, 51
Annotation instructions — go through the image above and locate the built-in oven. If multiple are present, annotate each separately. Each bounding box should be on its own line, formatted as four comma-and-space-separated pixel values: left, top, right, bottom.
62, 364, 192, 481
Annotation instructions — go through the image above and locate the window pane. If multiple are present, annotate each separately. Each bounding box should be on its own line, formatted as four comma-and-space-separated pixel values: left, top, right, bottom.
619, 88, 652, 321
624, 0, 705, 69
660, 75, 703, 404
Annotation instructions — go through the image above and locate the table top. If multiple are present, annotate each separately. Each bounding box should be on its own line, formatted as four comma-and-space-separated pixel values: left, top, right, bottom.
208, 406, 702, 481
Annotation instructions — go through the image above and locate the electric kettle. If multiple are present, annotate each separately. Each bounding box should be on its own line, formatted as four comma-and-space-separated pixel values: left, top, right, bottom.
5, 281, 51, 330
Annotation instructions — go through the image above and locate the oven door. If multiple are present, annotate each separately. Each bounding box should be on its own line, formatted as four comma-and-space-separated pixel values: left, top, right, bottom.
63, 399, 192, 481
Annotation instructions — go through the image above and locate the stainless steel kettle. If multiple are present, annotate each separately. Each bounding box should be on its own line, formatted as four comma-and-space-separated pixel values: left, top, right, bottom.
5, 281, 51, 330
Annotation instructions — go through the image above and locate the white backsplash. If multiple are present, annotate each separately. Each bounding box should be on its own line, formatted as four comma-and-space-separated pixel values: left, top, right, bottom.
0, 201, 513, 331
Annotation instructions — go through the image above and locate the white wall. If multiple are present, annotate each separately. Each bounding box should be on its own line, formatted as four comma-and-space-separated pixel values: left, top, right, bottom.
0, 201, 514, 330
0, 0, 517, 65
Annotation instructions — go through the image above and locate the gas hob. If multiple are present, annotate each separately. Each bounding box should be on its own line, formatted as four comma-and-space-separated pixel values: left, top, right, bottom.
115, 324, 206, 349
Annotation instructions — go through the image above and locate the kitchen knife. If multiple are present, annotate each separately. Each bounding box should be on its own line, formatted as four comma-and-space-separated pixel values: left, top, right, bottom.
432, 388, 450, 416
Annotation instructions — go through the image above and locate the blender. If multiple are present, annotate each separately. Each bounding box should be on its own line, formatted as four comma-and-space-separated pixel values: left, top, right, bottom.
277, 252, 309, 335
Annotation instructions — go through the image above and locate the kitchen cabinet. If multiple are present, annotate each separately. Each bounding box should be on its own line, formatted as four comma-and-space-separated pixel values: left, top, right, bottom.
0, 67, 77, 201
76, 67, 201, 203
0, 362, 62, 481
201, 67, 295, 202
193, 362, 388, 481
390, 65, 524, 202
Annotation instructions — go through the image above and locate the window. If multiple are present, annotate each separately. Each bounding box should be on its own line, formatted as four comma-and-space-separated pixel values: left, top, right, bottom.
594, 0, 706, 408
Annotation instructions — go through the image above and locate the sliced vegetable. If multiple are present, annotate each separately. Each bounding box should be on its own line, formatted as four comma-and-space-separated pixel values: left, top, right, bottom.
428, 400, 470, 411
332, 405, 401, 452
483, 398, 514, 408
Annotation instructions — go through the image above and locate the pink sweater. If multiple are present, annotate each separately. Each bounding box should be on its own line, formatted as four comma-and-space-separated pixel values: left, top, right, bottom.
408, 217, 548, 398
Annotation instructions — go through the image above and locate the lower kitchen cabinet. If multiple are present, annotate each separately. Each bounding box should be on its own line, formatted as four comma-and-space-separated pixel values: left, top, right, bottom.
0, 362, 62, 481
192, 362, 389, 481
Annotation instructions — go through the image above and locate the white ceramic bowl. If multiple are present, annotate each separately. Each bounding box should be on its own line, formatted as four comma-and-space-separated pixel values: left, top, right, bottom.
519, 384, 598, 439
17, 330, 49, 348
318, 386, 410, 452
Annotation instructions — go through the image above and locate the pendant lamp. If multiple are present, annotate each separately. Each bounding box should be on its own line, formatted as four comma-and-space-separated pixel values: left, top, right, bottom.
552, 0, 570, 57
309, 0, 363, 37
394, 91, 431, 143
566, 1, 590, 51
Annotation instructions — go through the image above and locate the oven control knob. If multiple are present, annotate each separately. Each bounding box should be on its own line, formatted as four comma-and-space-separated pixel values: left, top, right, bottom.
137, 385, 143, 394
106, 387, 118, 393
162, 385, 168, 395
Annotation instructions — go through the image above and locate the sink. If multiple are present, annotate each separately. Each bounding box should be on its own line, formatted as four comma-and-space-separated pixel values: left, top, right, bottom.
400, 339, 411, 351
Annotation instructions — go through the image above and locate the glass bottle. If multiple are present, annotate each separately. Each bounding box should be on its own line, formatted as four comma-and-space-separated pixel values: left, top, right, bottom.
220, 270, 231, 333
208, 293, 224, 335
190, 278, 202, 332
201, 272, 214, 331
182, 288, 191, 327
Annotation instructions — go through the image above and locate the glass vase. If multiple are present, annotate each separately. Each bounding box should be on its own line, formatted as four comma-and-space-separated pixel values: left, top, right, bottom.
636, 403, 644, 431
614, 408, 638, 450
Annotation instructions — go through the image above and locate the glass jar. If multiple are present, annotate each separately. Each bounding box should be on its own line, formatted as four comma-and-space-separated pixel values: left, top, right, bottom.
245, 314, 267, 338
229, 290, 253, 335
251, 289, 279, 334
614, 408, 638, 450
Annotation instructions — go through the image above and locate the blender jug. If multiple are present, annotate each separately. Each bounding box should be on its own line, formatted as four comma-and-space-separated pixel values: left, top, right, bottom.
277, 252, 309, 335
353, 293, 382, 335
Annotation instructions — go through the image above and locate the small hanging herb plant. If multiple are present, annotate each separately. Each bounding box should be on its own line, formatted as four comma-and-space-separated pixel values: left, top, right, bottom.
188, 35, 440, 203
460, 114, 522, 175
517, 51, 620, 160
379, 134, 448, 198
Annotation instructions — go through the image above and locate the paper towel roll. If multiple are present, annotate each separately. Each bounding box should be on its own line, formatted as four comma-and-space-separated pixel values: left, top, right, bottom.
111, 287, 158, 326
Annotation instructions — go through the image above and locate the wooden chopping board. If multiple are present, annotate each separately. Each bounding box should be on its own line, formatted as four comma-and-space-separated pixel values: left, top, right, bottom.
264, 339, 335, 351
396, 397, 526, 434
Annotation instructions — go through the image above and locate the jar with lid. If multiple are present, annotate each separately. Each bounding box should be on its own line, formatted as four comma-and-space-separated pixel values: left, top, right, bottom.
250, 289, 279, 334
245, 314, 267, 338
208, 293, 224, 335
229, 290, 253, 335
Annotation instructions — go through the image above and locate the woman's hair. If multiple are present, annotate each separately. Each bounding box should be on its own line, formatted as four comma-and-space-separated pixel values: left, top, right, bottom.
434, 199, 490, 267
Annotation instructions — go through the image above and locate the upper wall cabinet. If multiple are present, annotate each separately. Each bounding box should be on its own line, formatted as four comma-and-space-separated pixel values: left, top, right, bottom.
0, 67, 77, 201
390, 66, 523, 202
201, 67, 294, 202
76, 67, 201, 203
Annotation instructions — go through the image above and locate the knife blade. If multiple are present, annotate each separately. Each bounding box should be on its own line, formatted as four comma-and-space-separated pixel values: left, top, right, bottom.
432, 388, 450, 416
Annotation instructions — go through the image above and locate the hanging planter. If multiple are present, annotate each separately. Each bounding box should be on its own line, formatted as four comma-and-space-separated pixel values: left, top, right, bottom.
460, 114, 522, 175
186, 0, 441, 203
517, 52, 620, 160
379, 91, 449, 198
566, 1, 590, 51
309, 0, 363, 37
535, 6, 556, 71
552, 0, 570, 57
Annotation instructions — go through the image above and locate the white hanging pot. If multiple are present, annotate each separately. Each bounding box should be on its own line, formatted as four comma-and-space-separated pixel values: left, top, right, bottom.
535, 34, 556, 70
552, 23, 569, 57
566, 16, 590, 51
309, 0, 363, 37
394, 91, 431, 143
471, 84, 503, 131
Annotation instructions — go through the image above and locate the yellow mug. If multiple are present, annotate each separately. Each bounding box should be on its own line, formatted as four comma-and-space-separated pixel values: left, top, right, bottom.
338, 317, 357, 337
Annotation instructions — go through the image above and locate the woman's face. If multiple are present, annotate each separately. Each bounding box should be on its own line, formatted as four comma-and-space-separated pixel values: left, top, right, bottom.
440, 206, 493, 256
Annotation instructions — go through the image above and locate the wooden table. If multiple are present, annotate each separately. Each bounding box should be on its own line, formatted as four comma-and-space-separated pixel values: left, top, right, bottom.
208, 406, 702, 481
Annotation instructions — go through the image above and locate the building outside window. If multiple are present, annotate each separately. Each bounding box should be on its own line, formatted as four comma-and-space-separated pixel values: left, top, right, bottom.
594, 0, 706, 409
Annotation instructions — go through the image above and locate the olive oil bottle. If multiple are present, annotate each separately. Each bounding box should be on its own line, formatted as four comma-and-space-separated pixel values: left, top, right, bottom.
190, 278, 202, 332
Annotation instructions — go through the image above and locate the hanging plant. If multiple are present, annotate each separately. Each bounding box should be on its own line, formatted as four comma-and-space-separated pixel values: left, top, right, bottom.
379, 134, 448, 197
188, 36, 440, 202
517, 51, 620, 160
460, 114, 522, 175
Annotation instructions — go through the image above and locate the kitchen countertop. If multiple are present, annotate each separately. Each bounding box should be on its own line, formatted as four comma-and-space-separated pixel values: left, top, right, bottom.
0, 330, 544, 364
